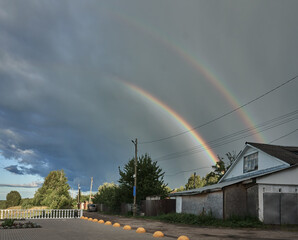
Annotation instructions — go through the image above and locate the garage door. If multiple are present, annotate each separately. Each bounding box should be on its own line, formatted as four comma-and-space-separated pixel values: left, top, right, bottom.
263, 193, 298, 224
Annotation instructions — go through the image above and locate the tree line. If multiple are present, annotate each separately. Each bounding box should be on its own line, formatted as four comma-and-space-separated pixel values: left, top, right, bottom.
0, 151, 239, 210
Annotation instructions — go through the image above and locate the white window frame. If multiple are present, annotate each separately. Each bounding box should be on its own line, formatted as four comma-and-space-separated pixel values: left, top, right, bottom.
243, 152, 258, 173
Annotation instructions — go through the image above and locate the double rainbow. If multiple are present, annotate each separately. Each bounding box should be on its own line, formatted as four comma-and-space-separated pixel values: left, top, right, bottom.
108, 10, 265, 144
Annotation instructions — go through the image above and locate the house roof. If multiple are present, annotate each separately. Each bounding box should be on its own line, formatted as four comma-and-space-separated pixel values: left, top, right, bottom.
246, 142, 298, 165
170, 164, 297, 197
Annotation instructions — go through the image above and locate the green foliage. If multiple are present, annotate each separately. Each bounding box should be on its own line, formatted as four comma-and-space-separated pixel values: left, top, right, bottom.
2, 219, 15, 227
0, 200, 7, 209
33, 170, 72, 209
118, 154, 168, 203
76, 194, 89, 202
21, 198, 34, 209
6, 191, 21, 207
185, 174, 206, 190
175, 186, 186, 192
145, 213, 263, 228
185, 151, 241, 189
93, 182, 120, 212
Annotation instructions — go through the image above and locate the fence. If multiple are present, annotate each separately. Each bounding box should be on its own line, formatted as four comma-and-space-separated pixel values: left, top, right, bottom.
141, 199, 176, 216
0, 209, 83, 220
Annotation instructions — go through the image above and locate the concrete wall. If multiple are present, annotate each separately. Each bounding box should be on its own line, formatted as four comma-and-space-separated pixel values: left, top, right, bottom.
181, 191, 223, 219
224, 184, 247, 219
246, 185, 259, 218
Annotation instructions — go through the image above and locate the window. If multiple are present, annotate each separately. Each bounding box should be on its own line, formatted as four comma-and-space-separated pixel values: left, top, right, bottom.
243, 152, 258, 173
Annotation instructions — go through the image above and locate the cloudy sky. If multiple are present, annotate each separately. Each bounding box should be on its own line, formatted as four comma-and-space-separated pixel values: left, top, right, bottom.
0, 0, 297, 200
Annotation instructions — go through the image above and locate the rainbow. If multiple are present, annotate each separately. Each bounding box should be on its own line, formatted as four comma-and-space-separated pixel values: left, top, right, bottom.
119, 79, 218, 164
108, 11, 265, 143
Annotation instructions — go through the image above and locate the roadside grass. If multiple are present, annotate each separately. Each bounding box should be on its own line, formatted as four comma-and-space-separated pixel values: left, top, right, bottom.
137, 213, 298, 230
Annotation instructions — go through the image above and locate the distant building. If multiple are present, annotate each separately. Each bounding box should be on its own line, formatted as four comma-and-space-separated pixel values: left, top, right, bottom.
170, 142, 298, 224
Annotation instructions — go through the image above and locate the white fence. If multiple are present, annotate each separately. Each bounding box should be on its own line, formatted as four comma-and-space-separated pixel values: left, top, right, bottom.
0, 209, 83, 219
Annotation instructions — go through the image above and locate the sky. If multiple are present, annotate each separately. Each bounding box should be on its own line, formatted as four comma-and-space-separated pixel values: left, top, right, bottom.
0, 0, 297, 200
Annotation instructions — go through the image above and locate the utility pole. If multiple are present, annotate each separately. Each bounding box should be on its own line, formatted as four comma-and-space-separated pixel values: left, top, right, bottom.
193, 172, 196, 189
78, 184, 81, 209
89, 177, 93, 203
131, 138, 138, 216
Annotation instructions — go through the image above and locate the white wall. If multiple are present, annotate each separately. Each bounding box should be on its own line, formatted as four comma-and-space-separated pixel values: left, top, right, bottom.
176, 197, 182, 213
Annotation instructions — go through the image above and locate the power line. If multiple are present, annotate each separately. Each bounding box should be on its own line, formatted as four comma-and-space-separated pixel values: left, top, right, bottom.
154, 110, 298, 162
165, 128, 297, 178
269, 129, 298, 144
165, 166, 211, 177
157, 115, 297, 162
140, 74, 298, 144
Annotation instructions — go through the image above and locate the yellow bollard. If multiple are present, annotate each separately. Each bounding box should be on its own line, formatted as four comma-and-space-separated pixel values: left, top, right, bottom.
136, 227, 146, 233
153, 231, 164, 238
105, 221, 112, 225
98, 219, 104, 224
123, 225, 131, 230
113, 223, 120, 227
177, 236, 190, 240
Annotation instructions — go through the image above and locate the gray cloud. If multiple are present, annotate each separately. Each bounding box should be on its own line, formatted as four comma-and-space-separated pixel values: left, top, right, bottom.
0, 182, 42, 188
0, 1, 297, 191
4, 165, 24, 175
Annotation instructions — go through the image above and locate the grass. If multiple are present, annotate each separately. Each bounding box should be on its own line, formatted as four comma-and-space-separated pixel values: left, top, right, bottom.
138, 213, 298, 231
137, 212, 293, 229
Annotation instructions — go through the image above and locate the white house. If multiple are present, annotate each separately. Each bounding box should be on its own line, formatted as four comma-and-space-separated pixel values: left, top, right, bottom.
170, 142, 298, 224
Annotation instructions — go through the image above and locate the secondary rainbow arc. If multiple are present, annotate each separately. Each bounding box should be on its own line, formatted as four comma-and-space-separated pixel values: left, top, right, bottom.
109, 11, 265, 143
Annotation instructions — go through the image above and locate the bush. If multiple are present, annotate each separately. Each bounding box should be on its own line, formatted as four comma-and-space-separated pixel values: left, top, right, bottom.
21, 198, 34, 209
0, 200, 7, 209
2, 219, 14, 227
6, 191, 21, 207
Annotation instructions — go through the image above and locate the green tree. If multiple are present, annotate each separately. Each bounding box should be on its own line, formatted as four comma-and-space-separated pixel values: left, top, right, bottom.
93, 182, 120, 212
204, 151, 240, 186
6, 191, 21, 207
21, 198, 34, 209
0, 200, 7, 209
185, 173, 206, 190
118, 154, 168, 203
175, 186, 186, 192
33, 170, 72, 209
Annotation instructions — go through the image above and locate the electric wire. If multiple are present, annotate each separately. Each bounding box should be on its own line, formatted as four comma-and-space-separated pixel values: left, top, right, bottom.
165, 166, 211, 177
154, 110, 298, 162
269, 129, 298, 144
140, 74, 298, 144
165, 128, 298, 178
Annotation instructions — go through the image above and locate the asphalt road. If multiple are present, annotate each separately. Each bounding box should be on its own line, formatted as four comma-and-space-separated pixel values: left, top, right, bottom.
0, 219, 175, 240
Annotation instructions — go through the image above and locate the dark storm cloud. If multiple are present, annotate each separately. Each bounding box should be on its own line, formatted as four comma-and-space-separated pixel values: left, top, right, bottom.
4, 165, 24, 175
0, 1, 297, 190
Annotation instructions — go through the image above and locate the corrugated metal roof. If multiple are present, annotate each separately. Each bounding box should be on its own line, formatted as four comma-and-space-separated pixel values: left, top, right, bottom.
170, 165, 294, 196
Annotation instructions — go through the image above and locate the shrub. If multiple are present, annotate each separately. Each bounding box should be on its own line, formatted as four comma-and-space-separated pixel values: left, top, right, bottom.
6, 191, 21, 207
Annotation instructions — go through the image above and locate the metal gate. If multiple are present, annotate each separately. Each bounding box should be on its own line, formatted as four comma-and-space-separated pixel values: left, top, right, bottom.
263, 193, 298, 224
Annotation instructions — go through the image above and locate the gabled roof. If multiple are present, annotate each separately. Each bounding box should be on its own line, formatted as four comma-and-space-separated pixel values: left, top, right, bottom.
219, 142, 298, 183
246, 142, 298, 165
